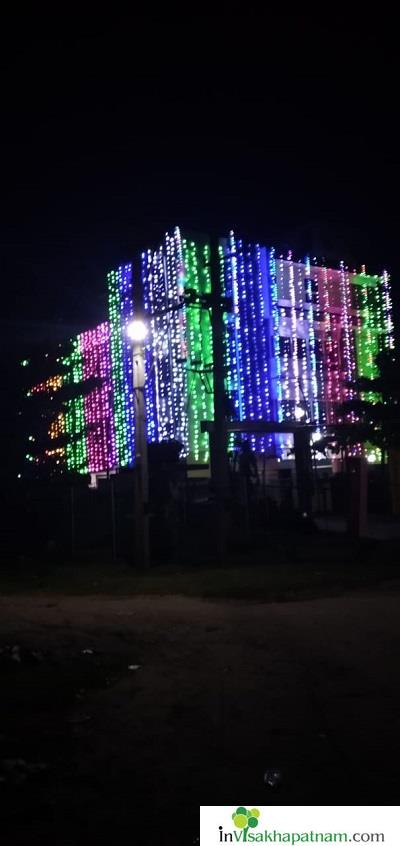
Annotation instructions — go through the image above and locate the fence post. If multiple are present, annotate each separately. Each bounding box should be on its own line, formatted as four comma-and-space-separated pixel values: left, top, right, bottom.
110, 476, 117, 563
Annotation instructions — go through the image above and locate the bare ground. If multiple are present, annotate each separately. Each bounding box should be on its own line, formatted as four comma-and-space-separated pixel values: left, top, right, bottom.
1, 589, 399, 844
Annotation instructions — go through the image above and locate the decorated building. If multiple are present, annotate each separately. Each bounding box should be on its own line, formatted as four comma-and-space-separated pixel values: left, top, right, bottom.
25, 227, 394, 476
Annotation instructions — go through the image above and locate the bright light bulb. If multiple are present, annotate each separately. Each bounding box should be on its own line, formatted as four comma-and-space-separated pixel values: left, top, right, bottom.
294, 405, 306, 420
126, 320, 149, 343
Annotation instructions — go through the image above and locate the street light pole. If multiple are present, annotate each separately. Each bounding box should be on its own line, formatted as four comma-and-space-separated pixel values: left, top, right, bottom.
128, 320, 150, 568
209, 237, 229, 559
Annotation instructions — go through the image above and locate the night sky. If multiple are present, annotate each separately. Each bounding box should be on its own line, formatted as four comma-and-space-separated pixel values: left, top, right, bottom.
1, 9, 398, 468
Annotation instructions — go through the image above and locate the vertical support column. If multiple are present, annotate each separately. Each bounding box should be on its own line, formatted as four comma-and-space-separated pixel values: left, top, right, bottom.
346, 455, 368, 538
133, 339, 150, 567
293, 428, 314, 517
210, 237, 229, 558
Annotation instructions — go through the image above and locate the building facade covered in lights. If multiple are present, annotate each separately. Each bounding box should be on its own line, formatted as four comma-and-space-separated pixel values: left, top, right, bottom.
26, 227, 394, 476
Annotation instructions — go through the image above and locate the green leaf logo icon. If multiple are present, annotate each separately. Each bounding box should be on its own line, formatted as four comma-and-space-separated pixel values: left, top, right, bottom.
232, 807, 260, 831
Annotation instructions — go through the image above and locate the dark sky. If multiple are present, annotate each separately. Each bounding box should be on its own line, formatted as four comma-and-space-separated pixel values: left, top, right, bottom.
1, 8, 398, 344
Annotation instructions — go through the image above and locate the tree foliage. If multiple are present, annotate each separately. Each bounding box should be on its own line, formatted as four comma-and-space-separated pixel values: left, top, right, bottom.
314, 350, 400, 457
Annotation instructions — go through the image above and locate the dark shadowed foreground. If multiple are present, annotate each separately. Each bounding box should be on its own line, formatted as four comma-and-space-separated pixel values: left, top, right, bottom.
1, 588, 399, 844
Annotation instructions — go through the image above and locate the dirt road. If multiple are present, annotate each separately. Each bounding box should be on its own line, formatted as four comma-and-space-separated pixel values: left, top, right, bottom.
1, 590, 399, 843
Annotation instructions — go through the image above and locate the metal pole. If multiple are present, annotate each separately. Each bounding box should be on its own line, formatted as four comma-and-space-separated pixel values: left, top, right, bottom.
210, 237, 229, 559
293, 428, 314, 517
70, 486, 75, 558
110, 475, 117, 563
133, 340, 150, 567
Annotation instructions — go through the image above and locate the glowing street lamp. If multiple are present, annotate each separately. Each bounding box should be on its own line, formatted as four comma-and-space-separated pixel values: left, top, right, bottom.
126, 319, 149, 344
127, 318, 150, 567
